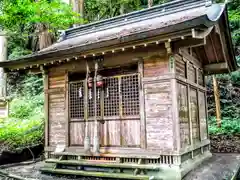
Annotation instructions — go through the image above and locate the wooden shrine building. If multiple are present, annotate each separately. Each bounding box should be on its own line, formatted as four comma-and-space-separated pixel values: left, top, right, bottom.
0, 0, 238, 179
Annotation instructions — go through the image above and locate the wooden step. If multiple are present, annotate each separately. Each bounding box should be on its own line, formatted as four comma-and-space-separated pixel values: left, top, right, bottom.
45, 159, 160, 170
51, 151, 161, 159
41, 167, 154, 180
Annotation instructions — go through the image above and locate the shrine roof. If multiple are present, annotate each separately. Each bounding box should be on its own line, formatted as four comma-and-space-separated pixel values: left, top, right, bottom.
0, 0, 237, 73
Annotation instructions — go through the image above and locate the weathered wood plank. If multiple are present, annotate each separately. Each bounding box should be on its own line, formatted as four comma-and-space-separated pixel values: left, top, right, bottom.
138, 60, 146, 149
44, 70, 49, 147
65, 71, 69, 147
70, 122, 85, 146
48, 71, 66, 146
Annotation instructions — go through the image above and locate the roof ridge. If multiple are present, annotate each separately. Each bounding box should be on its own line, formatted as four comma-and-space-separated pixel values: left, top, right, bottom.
61, 0, 208, 40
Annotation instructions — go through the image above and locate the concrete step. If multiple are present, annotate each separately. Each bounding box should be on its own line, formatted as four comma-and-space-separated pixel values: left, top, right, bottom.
45, 159, 160, 170
41, 167, 154, 180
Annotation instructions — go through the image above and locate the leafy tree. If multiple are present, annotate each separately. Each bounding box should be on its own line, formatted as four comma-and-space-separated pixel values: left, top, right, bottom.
0, 0, 81, 55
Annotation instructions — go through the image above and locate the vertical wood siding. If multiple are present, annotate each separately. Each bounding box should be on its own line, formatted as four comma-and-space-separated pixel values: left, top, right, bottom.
48, 71, 67, 146
145, 82, 173, 150
175, 54, 186, 78
190, 88, 200, 144
143, 56, 174, 151
199, 91, 207, 140
177, 83, 190, 148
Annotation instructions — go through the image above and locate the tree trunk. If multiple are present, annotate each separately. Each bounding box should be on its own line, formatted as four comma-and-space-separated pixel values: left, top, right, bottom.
37, 24, 53, 50
34, 0, 53, 50
148, 0, 153, 8
120, 4, 125, 15
71, 0, 84, 26
213, 76, 221, 128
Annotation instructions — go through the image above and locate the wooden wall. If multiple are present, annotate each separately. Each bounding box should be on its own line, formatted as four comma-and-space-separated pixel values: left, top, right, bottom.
45, 45, 168, 150
143, 55, 174, 151
47, 69, 67, 146
175, 48, 208, 151
45, 45, 208, 154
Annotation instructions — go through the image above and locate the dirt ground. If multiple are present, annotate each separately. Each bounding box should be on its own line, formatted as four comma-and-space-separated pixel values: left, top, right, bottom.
2, 153, 240, 180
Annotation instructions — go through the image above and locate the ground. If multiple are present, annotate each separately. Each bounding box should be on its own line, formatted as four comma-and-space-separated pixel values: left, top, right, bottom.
2, 153, 240, 180
183, 153, 240, 180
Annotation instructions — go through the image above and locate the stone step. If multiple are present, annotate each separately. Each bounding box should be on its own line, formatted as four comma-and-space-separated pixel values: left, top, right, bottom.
41, 167, 154, 180
45, 159, 160, 170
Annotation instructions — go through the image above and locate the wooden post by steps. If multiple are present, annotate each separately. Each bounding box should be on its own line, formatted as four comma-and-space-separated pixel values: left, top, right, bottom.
213, 75, 221, 128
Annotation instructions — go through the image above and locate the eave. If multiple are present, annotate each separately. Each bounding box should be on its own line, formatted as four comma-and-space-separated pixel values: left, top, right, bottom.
0, 0, 237, 75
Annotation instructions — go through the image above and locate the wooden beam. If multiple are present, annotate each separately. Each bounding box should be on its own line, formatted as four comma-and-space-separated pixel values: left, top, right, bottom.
192, 27, 214, 39
213, 76, 221, 128
138, 59, 146, 149
215, 24, 232, 72
43, 70, 49, 148
186, 61, 193, 148
93, 61, 100, 154
84, 61, 91, 153
173, 38, 206, 51
65, 71, 69, 147
204, 62, 228, 73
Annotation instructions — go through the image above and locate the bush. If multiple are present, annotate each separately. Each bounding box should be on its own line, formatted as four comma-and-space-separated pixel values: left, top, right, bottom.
0, 94, 44, 151
208, 117, 240, 135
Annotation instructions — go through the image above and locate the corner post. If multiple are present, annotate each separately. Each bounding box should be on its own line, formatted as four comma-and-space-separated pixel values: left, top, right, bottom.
41, 66, 49, 157
165, 41, 181, 152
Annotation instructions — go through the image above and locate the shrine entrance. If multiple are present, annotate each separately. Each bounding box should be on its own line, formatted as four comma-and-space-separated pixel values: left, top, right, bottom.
68, 64, 141, 148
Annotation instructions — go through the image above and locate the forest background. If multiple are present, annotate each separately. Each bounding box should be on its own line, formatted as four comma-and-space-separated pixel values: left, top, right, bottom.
0, 0, 239, 151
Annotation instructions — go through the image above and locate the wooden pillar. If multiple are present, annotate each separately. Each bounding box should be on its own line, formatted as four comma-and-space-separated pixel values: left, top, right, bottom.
93, 62, 100, 154
65, 71, 69, 147
138, 59, 146, 149
43, 68, 49, 148
84, 61, 91, 153
196, 68, 201, 141
213, 76, 221, 128
165, 42, 181, 151
186, 61, 193, 147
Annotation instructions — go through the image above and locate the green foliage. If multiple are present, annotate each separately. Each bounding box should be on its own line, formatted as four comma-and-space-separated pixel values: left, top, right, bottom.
0, 94, 44, 151
208, 117, 240, 135
9, 94, 44, 119
0, 0, 81, 56
7, 74, 43, 98
84, 0, 170, 22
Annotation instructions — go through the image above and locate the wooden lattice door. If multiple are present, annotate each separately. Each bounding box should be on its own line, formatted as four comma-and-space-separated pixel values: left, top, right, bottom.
69, 68, 141, 148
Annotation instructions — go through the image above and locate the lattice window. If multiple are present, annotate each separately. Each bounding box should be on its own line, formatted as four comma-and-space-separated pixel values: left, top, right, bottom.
122, 74, 139, 116
69, 81, 84, 119
87, 88, 101, 118
104, 77, 119, 117
69, 73, 140, 120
